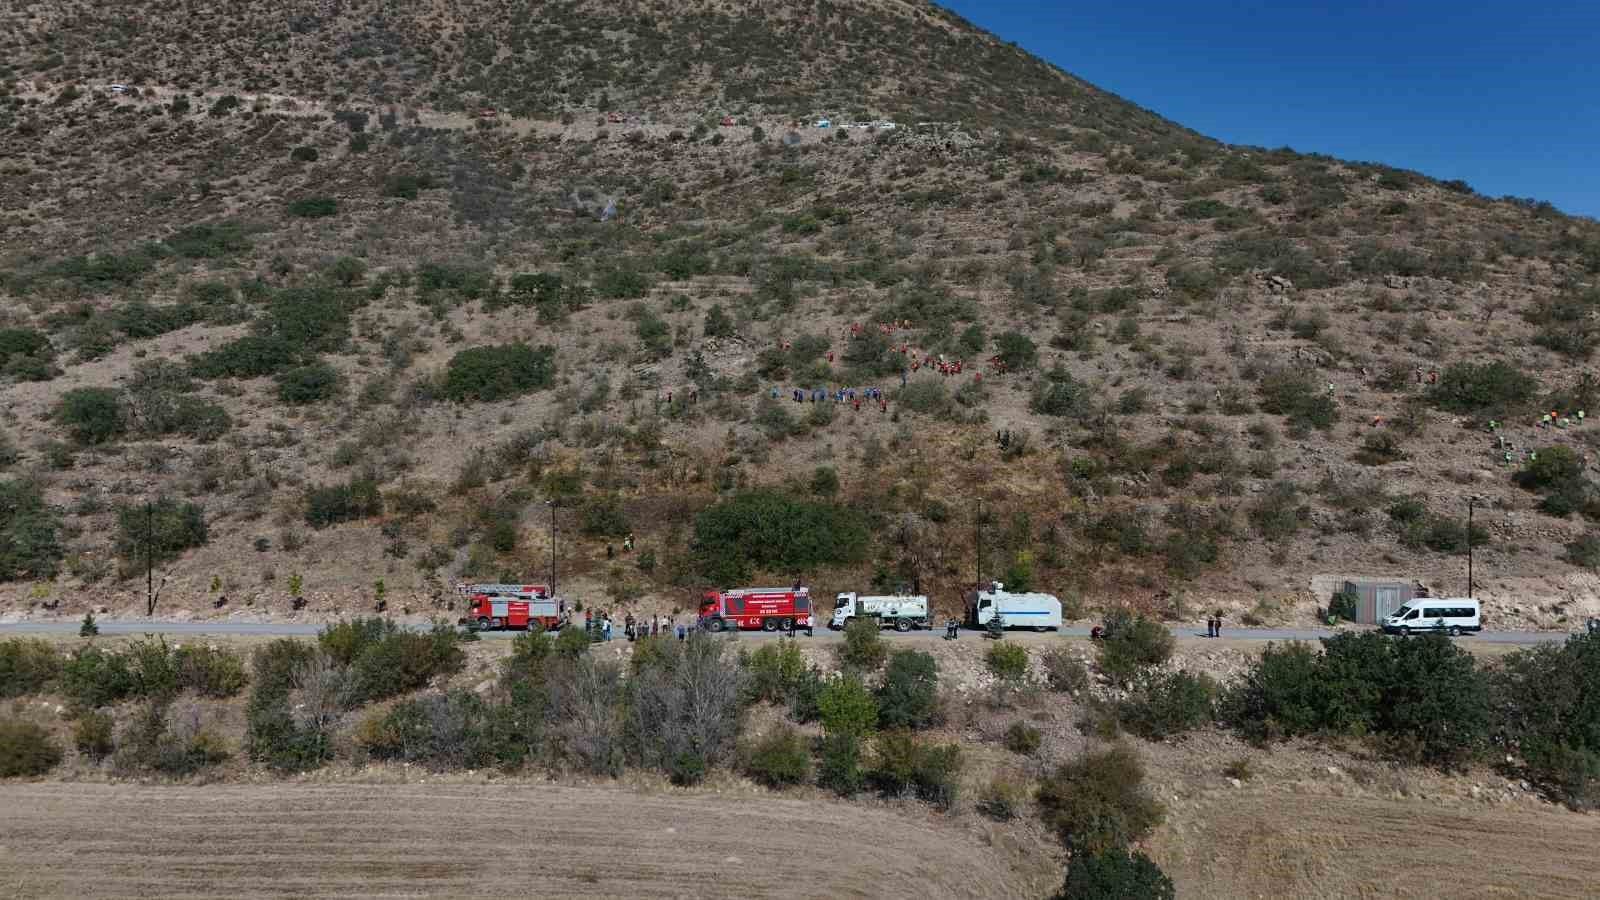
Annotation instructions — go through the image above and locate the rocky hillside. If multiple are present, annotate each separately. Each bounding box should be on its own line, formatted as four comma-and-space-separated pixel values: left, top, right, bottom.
3, 0, 1600, 627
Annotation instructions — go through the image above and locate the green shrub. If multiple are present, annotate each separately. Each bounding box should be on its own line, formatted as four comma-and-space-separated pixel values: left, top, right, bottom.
1036, 744, 1164, 853
60, 645, 136, 708
1177, 198, 1233, 220
870, 731, 963, 809
977, 773, 1030, 821
73, 710, 115, 759
1042, 647, 1090, 693
0, 327, 56, 380
304, 478, 383, 528
703, 304, 734, 337
113, 497, 208, 565
690, 490, 869, 583
1003, 720, 1042, 754
54, 387, 126, 444
595, 267, 651, 299
1514, 445, 1585, 492
578, 495, 630, 537
290, 146, 319, 163
1328, 589, 1359, 622
382, 172, 435, 199
877, 650, 939, 729
1118, 670, 1217, 740
995, 331, 1038, 370
744, 724, 811, 788
166, 221, 249, 259
1256, 369, 1336, 432
817, 673, 878, 738
0, 718, 62, 776
1096, 611, 1175, 685
174, 644, 248, 698
741, 639, 808, 705
0, 479, 63, 581
356, 690, 496, 770
243, 638, 325, 771
188, 335, 298, 379
817, 731, 866, 795
1429, 361, 1536, 414
841, 616, 888, 670
348, 623, 466, 704
443, 344, 555, 402
275, 362, 341, 404
1054, 848, 1176, 900
985, 642, 1030, 683
287, 196, 338, 218
0, 638, 60, 697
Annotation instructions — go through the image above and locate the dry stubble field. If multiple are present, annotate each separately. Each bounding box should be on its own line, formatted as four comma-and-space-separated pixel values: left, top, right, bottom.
0, 782, 1047, 899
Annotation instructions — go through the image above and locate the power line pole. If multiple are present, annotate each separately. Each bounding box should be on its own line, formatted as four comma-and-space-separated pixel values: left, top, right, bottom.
145, 499, 155, 617
547, 500, 558, 593
1467, 496, 1478, 598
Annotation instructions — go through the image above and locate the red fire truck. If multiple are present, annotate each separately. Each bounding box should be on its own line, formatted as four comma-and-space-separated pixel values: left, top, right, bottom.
457, 583, 562, 631
698, 587, 814, 633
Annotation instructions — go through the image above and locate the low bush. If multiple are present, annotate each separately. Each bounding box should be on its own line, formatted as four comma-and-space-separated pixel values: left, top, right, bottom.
0, 718, 62, 776
356, 690, 496, 770
817, 731, 866, 795
876, 650, 939, 729
741, 639, 809, 705
578, 495, 630, 537
1003, 720, 1042, 754
1256, 369, 1337, 432
817, 673, 878, 738
347, 623, 467, 704
0, 479, 64, 581
1036, 744, 1164, 853
275, 362, 341, 404
1042, 647, 1090, 693
0, 637, 60, 697
60, 645, 136, 708
744, 724, 811, 788
1097, 611, 1176, 685
287, 196, 338, 218
841, 616, 888, 670
1118, 671, 1217, 740
443, 344, 556, 402
304, 477, 383, 527
54, 387, 126, 444
870, 731, 963, 809
1429, 361, 1537, 415
1054, 848, 1176, 900
985, 642, 1030, 683
113, 497, 208, 566
1492, 634, 1600, 809
977, 773, 1030, 821
73, 710, 115, 759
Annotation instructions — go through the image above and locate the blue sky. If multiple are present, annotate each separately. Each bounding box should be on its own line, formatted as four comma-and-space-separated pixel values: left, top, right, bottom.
938, 1, 1599, 219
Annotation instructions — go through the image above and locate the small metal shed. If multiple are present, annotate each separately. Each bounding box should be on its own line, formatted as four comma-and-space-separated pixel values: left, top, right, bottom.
1341, 579, 1416, 624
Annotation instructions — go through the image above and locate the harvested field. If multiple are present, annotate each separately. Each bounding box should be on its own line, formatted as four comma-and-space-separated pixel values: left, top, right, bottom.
0, 782, 1034, 899
1153, 789, 1600, 899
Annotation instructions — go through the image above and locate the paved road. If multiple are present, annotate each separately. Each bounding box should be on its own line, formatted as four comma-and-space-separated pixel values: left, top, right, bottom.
0, 619, 1576, 645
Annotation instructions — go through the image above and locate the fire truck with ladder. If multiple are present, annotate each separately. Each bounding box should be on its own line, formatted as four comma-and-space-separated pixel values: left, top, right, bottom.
698, 586, 814, 633
457, 583, 563, 631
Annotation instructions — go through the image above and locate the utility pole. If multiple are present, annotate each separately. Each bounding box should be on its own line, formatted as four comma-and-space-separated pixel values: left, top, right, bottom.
975, 497, 983, 591
1467, 496, 1478, 598
547, 499, 558, 593
145, 499, 155, 617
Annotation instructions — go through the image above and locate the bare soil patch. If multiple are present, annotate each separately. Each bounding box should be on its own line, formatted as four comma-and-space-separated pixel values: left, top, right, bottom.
0, 782, 1032, 899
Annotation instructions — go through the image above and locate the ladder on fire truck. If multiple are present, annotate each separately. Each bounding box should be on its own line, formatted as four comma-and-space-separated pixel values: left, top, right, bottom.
455, 583, 551, 599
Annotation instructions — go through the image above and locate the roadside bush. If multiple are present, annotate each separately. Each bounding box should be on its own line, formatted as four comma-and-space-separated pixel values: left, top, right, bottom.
73, 710, 115, 759
443, 344, 555, 402
1042, 647, 1090, 694
244, 639, 326, 771
741, 639, 808, 705
985, 642, 1030, 683
174, 644, 248, 698
840, 616, 888, 670
1492, 634, 1600, 809
0, 637, 60, 697
870, 731, 963, 809
54, 387, 126, 444
1097, 611, 1175, 685
115, 699, 232, 775
1054, 848, 1176, 900
1429, 361, 1536, 414
1328, 589, 1360, 622
876, 650, 939, 729
744, 724, 811, 788
691, 490, 869, 584
304, 477, 383, 527
356, 690, 496, 770
0, 718, 62, 776
348, 623, 467, 704
1118, 671, 1217, 740
113, 497, 208, 566
275, 362, 341, 404
1036, 744, 1164, 853
622, 634, 744, 781
0, 479, 64, 581
818, 673, 878, 738
1003, 720, 1042, 754
318, 617, 397, 665
60, 645, 136, 708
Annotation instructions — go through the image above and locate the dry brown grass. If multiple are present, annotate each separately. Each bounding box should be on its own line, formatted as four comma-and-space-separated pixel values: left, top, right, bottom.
0, 782, 1048, 899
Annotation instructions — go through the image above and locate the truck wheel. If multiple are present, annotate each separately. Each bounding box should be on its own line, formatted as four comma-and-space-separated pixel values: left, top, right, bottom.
529, 622, 545, 634
476, 616, 491, 630
894, 618, 912, 632
491, 618, 503, 629
1447, 625, 1461, 637
762, 618, 779, 632
1035, 626, 1049, 633
710, 618, 726, 633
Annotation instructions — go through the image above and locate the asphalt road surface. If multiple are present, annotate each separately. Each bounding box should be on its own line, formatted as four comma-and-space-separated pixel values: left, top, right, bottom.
0, 618, 1576, 645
